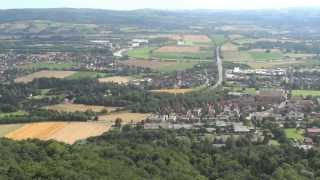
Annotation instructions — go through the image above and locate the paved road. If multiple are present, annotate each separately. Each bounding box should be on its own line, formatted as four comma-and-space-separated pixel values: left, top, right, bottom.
211, 47, 223, 89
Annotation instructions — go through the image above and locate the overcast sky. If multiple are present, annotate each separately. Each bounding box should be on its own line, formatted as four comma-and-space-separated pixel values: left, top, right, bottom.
2, 0, 320, 10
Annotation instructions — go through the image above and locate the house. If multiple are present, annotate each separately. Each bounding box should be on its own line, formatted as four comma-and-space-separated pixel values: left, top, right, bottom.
287, 111, 304, 121
177, 41, 185, 45
304, 137, 314, 145
306, 128, 320, 138
132, 39, 149, 43
147, 114, 166, 122
206, 128, 216, 133
251, 111, 272, 121
130, 42, 140, 48
310, 112, 320, 119
215, 121, 233, 132
168, 113, 177, 122
233, 123, 251, 134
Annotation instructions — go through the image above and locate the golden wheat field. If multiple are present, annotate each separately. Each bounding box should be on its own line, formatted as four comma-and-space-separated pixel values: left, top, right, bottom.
5, 122, 110, 144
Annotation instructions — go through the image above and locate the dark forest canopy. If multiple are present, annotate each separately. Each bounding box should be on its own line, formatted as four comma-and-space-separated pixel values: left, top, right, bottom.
0, 78, 224, 120
0, 128, 319, 179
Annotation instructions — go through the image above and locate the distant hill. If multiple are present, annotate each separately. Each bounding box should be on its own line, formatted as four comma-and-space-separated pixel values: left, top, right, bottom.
0, 8, 320, 27
0, 8, 191, 28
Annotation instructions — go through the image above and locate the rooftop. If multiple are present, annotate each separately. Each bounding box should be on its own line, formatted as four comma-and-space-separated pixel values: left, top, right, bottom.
307, 128, 320, 133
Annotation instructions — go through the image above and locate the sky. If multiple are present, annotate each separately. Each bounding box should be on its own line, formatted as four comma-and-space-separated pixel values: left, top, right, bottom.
2, 0, 320, 10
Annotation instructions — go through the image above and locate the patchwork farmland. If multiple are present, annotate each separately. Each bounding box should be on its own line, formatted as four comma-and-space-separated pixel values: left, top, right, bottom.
221, 41, 314, 68
126, 34, 214, 61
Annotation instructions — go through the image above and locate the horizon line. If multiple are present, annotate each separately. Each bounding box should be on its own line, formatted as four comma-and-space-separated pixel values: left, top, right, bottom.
0, 6, 319, 11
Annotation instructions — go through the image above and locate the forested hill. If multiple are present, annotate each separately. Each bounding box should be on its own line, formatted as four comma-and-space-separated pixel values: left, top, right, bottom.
0, 9, 190, 27
0, 128, 319, 179
0, 8, 320, 26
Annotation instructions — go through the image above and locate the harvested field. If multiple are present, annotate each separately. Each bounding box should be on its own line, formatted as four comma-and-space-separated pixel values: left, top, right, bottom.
183, 35, 211, 42
155, 46, 200, 53
150, 88, 194, 94
0, 124, 24, 137
98, 112, 150, 124
6, 122, 66, 141
5, 122, 110, 144
44, 104, 120, 113
67, 71, 109, 79
98, 76, 131, 84
15, 70, 76, 83
48, 122, 110, 144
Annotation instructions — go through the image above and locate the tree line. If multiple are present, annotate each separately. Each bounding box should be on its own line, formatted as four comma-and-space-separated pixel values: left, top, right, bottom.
0, 128, 319, 179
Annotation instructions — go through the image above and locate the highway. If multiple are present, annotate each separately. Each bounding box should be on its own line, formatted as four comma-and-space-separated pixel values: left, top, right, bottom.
211, 47, 223, 89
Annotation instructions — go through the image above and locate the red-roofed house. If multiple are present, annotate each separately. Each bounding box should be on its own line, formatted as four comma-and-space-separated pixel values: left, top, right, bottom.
307, 128, 320, 138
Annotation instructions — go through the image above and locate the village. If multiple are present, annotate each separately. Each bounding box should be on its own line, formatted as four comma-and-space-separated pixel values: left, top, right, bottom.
142, 65, 320, 149
1, 21, 320, 150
